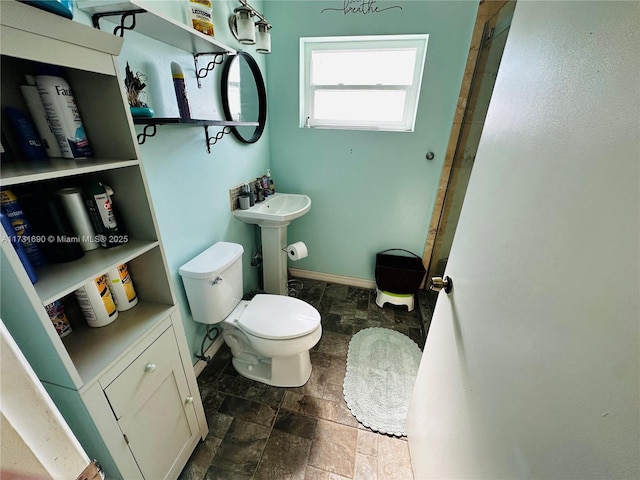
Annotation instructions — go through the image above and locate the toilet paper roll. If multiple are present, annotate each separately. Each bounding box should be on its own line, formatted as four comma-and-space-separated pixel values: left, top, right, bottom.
56, 187, 100, 251
287, 242, 308, 261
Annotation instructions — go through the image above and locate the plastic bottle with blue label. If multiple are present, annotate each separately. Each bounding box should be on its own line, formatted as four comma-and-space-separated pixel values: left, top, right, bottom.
35, 65, 93, 159
0, 190, 46, 268
0, 211, 38, 284
4, 107, 47, 160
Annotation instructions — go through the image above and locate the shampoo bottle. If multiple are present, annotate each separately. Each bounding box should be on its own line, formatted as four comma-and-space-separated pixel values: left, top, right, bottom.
35, 65, 92, 159
20, 79, 63, 157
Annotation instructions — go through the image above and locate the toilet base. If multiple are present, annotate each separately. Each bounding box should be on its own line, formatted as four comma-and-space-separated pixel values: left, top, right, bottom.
231, 351, 313, 387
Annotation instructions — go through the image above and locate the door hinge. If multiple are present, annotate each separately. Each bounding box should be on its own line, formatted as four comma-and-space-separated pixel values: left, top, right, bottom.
123, 433, 130, 445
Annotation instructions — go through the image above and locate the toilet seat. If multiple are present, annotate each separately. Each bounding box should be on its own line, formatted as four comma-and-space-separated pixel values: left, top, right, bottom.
236, 294, 320, 340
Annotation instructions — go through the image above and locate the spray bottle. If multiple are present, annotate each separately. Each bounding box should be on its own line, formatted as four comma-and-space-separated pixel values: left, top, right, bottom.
171, 62, 191, 119
83, 181, 124, 249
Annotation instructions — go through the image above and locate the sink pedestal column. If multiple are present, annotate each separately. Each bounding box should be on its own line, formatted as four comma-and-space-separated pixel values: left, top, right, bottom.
261, 225, 288, 295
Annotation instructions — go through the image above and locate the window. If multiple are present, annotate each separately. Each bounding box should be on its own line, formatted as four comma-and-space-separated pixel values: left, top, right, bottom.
300, 35, 429, 132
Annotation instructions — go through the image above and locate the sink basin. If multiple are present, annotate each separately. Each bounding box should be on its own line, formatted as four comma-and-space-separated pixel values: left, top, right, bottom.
233, 193, 311, 227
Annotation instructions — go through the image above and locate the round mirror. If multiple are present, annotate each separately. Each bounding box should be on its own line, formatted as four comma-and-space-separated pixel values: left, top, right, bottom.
221, 51, 267, 144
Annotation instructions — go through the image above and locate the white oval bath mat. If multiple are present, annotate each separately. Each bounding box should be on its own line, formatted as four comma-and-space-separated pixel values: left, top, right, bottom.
343, 327, 422, 436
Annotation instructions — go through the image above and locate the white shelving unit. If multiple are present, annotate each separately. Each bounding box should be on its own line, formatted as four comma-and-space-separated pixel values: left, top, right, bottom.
0, 2, 211, 478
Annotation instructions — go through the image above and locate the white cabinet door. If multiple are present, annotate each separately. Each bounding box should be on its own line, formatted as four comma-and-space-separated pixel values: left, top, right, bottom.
104, 327, 200, 480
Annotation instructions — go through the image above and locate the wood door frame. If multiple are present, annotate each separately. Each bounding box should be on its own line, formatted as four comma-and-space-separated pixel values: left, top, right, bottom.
421, 0, 508, 279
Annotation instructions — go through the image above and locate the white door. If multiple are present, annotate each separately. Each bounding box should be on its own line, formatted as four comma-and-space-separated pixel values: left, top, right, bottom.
407, 2, 639, 479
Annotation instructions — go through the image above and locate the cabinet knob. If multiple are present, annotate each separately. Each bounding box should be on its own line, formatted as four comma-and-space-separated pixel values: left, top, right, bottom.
185, 396, 194, 405
144, 363, 157, 373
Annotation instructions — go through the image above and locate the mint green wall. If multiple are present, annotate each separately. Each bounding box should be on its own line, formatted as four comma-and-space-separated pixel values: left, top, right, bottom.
71, 0, 477, 358
264, 0, 478, 281
73, 1, 269, 358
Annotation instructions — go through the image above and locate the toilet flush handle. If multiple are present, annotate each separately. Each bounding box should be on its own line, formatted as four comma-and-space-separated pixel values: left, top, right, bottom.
210, 276, 223, 286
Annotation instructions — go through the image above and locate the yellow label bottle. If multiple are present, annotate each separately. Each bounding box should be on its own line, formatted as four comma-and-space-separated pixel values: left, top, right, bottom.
107, 263, 139, 311
188, 0, 214, 36
74, 274, 118, 327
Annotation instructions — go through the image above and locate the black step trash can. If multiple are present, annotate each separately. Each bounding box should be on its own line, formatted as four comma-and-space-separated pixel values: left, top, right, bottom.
374, 248, 426, 312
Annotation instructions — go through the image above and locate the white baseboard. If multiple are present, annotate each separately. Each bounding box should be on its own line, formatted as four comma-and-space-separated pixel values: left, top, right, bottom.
193, 335, 224, 378
288, 268, 376, 290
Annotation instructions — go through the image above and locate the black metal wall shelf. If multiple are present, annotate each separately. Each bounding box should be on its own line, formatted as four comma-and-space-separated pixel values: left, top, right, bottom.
78, 0, 235, 87
78, 0, 235, 54
133, 118, 259, 154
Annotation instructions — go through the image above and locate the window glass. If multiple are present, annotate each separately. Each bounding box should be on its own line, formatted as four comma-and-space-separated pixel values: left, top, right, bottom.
311, 49, 417, 86
314, 91, 406, 123
300, 35, 429, 132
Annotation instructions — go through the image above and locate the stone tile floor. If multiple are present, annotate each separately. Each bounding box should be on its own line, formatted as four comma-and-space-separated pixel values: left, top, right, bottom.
179, 279, 431, 480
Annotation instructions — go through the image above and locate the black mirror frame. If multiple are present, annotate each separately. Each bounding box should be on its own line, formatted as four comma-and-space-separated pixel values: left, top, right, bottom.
220, 51, 267, 144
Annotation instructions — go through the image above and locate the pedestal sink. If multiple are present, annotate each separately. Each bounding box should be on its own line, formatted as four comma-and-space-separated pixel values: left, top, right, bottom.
233, 193, 311, 295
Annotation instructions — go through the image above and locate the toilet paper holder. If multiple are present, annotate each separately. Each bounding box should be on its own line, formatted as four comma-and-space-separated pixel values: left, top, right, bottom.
283, 241, 308, 261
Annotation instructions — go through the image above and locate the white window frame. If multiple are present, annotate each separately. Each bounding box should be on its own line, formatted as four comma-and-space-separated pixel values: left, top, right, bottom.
299, 34, 429, 132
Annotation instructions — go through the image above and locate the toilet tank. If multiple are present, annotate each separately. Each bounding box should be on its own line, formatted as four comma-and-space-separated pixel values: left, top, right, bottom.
178, 242, 244, 324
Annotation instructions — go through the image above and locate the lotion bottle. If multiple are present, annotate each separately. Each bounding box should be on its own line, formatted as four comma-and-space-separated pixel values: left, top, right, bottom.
267, 169, 276, 194
35, 65, 93, 159
186, 0, 214, 36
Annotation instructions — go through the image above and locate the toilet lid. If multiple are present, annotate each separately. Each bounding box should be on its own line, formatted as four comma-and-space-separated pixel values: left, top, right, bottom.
237, 294, 321, 340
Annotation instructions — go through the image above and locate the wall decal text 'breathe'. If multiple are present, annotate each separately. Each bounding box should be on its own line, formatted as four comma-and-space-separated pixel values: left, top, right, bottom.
321, 0, 403, 16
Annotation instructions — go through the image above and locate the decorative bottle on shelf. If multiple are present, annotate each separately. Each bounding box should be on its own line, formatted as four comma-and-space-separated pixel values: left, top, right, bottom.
171, 62, 191, 119
186, 0, 214, 36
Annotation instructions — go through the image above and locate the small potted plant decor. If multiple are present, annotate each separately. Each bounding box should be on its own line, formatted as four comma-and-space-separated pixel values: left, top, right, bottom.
125, 62, 154, 118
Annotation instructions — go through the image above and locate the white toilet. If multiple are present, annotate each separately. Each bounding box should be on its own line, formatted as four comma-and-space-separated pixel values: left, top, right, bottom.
179, 241, 322, 387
